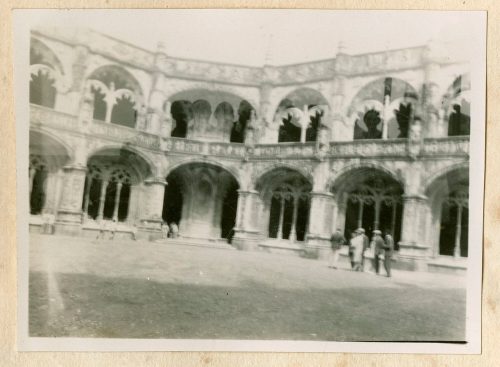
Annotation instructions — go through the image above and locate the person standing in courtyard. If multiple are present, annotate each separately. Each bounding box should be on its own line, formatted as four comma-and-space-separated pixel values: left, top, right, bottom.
328, 228, 346, 269
348, 231, 356, 269
357, 228, 369, 271
169, 222, 178, 238
351, 230, 364, 271
371, 230, 386, 275
161, 221, 169, 240
383, 232, 395, 277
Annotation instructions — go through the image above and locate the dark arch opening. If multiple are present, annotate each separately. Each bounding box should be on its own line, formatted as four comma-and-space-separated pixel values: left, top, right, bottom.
30, 70, 56, 108
92, 86, 107, 121
111, 95, 137, 128
30, 168, 48, 215
170, 100, 193, 138
230, 100, 252, 143
163, 163, 240, 240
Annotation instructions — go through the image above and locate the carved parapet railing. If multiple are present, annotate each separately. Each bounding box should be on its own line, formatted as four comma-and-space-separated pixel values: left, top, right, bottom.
329, 139, 407, 157
208, 142, 246, 158
163, 137, 206, 154
252, 142, 316, 159
30, 104, 78, 131
163, 138, 247, 158
422, 136, 469, 156
90, 120, 161, 150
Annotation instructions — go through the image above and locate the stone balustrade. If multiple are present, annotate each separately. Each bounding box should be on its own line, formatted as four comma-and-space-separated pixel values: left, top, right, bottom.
330, 139, 408, 157
30, 104, 470, 160
253, 142, 316, 158
30, 104, 78, 131
422, 137, 469, 156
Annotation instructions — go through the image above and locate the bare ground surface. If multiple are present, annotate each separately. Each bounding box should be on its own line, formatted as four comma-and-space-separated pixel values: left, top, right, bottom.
28, 234, 466, 341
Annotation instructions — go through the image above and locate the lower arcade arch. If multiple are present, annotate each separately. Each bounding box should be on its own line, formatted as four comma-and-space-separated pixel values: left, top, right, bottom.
82, 148, 152, 222
162, 163, 239, 240
332, 168, 404, 246
256, 168, 312, 242
425, 167, 469, 258
29, 130, 71, 215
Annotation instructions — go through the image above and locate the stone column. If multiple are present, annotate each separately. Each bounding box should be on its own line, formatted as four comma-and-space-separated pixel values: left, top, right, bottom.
289, 195, 300, 242
276, 196, 286, 240
330, 70, 348, 141
232, 190, 262, 251
112, 182, 123, 221
305, 191, 335, 259
97, 179, 109, 221
453, 205, 463, 258
104, 82, 116, 123
82, 176, 92, 220
138, 177, 166, 239
423, 41, 446, 138
55, 165, 87, 235
398, 194, 431, 270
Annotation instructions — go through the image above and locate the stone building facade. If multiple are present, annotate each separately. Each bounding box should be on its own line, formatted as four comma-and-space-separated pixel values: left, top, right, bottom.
28, 27, 471, 271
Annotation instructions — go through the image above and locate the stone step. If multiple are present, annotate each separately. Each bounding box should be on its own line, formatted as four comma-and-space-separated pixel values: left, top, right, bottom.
154, 237, 236, 250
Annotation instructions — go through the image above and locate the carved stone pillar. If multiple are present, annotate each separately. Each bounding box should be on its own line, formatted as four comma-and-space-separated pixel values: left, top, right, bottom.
330, 73, 347, 141
137, 177, 166, 239
55, 165, 87, 235
305, 191, 335, 259
42, 169, 63, 215
398, 194, 431, 270
232, 190, 262, 251
423, 42, 445, 138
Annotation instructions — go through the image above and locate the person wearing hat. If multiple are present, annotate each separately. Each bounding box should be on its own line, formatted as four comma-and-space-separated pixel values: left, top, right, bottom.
350, 229, 365, 271
383, 232, 395, 277
358, 228, 370, 271
328, 228, 346, 269
371, 229, 386, 275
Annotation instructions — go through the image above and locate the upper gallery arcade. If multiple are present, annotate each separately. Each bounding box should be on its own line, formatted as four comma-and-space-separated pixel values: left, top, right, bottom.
28, 26, 471, 271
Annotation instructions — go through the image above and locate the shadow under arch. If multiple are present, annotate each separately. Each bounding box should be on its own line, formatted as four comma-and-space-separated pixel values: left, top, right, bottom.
424, 164, 469, 258
162, 160, 241, 241
29, 129, 73, 215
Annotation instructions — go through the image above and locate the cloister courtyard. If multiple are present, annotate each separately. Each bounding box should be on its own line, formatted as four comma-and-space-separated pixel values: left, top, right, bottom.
28, 234, 466, 342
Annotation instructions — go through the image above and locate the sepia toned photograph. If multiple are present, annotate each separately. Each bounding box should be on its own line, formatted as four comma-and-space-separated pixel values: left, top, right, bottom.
14, 9, 485, 353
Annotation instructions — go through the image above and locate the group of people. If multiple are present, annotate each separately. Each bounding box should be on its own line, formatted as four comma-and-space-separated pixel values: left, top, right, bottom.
161, 221, 179, 239
329, 228, 394, 277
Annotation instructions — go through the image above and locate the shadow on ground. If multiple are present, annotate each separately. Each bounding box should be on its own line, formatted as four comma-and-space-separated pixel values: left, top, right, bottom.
29, 271, 466, 341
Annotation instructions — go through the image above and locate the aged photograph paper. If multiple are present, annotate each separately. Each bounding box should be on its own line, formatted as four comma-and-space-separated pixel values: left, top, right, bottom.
13, 9, 486, 353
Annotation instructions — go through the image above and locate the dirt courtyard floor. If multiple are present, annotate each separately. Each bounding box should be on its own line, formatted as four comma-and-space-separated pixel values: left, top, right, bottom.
27, 234, 466, 341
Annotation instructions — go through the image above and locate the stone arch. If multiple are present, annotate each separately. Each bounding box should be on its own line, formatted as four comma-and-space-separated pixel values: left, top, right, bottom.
329, 164, 405, 244
327, 162, 404, 193
272, 87, 330, 143
29, 129, 72, 215
254, 165, 313, 242
162, 160, 241, 240
442, 74, 471, 137
348, 77, 418, 140
164, 83, 258, 111
30, 38, 66, 108
87, 64, 144, 127
253, 163, 314, 191
424, 164, 469, 258
82, 146, 155, 223
163, 157, 242, 188
86, 145, 155, 181
423, 161, 469, 193
88, 64, 143, 95
29, 128, 75, 166
30, 37, 64, 74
